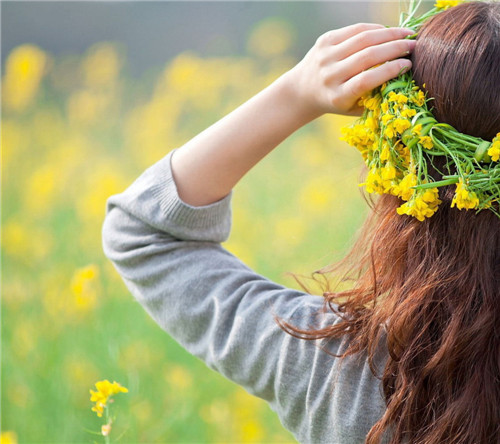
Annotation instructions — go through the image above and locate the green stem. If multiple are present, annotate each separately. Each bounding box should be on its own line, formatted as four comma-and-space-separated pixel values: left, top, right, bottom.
413, 178, 459, 189
104, 406, 111, 444
433, 127, 478, 149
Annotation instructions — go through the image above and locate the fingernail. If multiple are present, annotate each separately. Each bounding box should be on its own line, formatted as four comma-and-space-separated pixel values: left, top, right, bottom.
405, 40, 417, 53
399, 60, 412, 73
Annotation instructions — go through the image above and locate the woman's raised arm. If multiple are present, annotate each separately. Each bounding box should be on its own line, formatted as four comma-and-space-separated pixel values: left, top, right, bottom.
171, 23, 415, 206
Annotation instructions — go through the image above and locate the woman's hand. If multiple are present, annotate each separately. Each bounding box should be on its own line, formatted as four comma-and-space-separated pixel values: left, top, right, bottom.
283, 23, 416, 117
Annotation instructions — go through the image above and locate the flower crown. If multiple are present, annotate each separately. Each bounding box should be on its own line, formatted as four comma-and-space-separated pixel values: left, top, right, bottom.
340, 0, 500, 221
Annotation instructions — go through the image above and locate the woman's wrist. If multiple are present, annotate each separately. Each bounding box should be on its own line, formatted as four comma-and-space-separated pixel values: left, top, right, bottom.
275, 68, 325, 125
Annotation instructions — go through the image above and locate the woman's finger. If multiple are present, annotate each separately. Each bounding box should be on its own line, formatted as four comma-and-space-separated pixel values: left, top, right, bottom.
335, 38, 416, 82
342, 58, 412, 101
333, 27, 415, 61
317, 23, 385, 47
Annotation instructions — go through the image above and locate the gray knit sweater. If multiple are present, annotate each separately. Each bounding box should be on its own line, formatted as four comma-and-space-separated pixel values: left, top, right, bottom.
102, 150, 389, 444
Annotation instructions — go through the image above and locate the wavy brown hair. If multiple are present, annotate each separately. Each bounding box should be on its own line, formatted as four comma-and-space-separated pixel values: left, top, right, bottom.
280, 3, 500, 443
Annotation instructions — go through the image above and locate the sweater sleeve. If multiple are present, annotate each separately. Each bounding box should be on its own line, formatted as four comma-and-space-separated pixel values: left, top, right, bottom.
102, 150, 387, 443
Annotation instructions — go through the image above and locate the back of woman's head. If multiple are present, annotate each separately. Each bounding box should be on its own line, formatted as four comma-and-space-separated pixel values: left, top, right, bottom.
365, 3, 500, 442
281, 3, 500, 443
412, 1, 500, 141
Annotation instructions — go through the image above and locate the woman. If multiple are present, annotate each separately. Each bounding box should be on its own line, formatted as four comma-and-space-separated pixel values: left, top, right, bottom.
102, 2, 500, 443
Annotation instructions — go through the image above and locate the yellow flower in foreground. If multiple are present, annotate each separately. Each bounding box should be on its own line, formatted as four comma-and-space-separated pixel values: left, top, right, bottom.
451, 180, 480, 210
388, 91, 408, 104
90, 380, 128, 417
362, 168, 384, 194
435, 0, 463, 11
411, 90, 426, 107
393, 118, 412, 135
400, 108, 417, 119
419, 136, 434, 150
381, 162, 397, 180
380, 142, 391, 161
381, 113, 395, 125
412, 124, 423, 136
362, 95, 381, 111
397, 188, 441, 221
488, 134, 500, 161
393, 171, 418, 201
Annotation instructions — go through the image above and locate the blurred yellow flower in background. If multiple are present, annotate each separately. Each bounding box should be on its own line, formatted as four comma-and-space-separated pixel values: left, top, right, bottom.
70, 264, 99, 311
247, 18, 293, 58
67, 89, 110, 125
0, 431, 18, 444
2, 44, 48, 112
2, 221, 30, 258
299, 176, 336, 215
24, 165, 57, 214
1, 120, 28, 167
82, 43, 121, 89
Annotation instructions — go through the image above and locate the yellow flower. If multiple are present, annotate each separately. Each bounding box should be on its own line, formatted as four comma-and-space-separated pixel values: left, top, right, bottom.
451, 180, 480, 210
394, 142, 411, 167
381, 113, 395, 125
381, 162, 397, 180
388, 91, 408, 104
435, 0, 463, 11
422, 187, 441, 205
411, 90, 426, 106
90, 380, 128, 417
393, 171, 418, 201
365, 116, 378, 131
400, 108, 417, 119
412, 124, 423, 136
340, 124, 376, 157
392, 118, 411, 134
488, 134, 500, 161
396, 188, 441, 221
363, 95, 381, 111
381, 101, 390, 113
384, 125, 395, 139
419, 136, 434, 150
362, 168, 385, 194
380, 142, 391, 161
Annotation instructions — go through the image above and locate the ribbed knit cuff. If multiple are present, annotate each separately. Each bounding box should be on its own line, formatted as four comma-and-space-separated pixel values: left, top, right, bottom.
150, 150, 232, 243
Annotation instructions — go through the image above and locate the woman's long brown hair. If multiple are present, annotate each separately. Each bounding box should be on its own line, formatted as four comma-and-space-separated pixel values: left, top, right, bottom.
279, 3, 500, 443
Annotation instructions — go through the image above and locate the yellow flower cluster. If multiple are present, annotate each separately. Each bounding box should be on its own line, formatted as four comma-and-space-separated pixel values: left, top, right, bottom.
435, 0, 464, 10
340, 0, 500, 224
451, 179, 480, 210
341, 81, 442, 221
90, 380, 128, 417
397, 187, 441, 221
487, 132, 500, 162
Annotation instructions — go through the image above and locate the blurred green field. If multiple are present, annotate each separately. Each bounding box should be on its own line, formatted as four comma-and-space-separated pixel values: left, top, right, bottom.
1, 18, 370, 444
